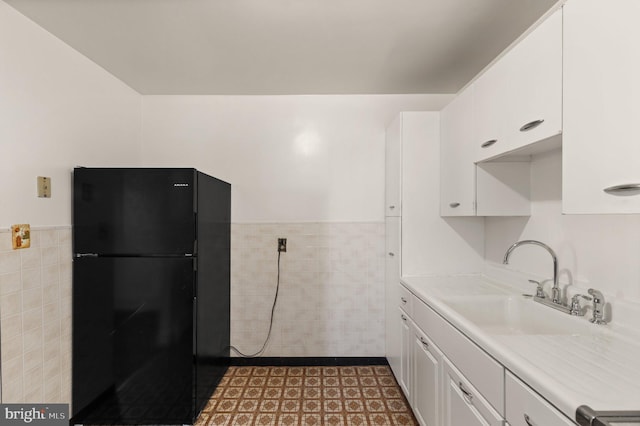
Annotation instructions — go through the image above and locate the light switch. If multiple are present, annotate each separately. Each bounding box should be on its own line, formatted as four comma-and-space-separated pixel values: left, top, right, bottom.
37, 176, 51, 198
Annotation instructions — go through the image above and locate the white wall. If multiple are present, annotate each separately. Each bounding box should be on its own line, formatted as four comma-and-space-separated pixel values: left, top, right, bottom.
141, 95, 454, 356
485, 149, 640, 302
0, 0, 142, 404
400, 112, 484, 276
0, 1, 142, 229
141, 95, 452, 223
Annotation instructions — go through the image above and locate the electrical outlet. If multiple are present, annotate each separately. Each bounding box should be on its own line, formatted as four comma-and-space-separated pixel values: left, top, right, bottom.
278, 238, 287, 252
37, 176, 51, 198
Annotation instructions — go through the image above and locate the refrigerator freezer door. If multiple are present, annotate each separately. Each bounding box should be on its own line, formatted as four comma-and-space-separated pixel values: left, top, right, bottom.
72, 257, 195, 425
73, 168, 196, 255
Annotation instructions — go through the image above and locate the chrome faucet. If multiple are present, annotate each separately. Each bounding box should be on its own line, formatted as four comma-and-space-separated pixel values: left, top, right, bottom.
588, 288, 608, 325
503, 240, 561, 304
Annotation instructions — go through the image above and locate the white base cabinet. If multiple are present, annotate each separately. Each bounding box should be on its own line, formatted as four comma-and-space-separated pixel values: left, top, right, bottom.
413, 328, 442, 426
389, 284, 580, 426
506, 372, 576, 426
443, 358, 503, 426
399, 308, 412, 400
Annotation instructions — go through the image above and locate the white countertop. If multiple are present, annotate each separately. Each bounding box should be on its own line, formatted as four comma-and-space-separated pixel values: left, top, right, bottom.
400, 274, 640, 421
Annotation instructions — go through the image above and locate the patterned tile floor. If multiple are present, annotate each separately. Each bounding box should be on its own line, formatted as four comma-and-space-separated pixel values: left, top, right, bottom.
195, 365, 419, 426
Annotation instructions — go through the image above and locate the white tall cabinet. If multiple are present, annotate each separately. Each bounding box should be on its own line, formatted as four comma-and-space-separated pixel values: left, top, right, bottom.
385, 215, 401, 378
385, 111, 485, 424
385, 112, 440, 381
563, 0, 640, 214
384, 113, 403, 380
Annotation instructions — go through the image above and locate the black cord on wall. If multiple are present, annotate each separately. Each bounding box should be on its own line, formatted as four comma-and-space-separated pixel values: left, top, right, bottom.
229, 250, 282, 358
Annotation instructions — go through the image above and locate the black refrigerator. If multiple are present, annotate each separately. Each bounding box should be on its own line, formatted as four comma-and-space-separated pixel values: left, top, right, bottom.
71, 168, 230, 425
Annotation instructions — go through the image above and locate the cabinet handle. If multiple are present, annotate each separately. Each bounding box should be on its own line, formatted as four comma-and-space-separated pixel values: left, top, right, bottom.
420, 337, 429, 348
401, 314, 407, 321
400, 297, 407, 304
519, 119, 545, 132
388, 252, 395, 257
603, 183, 640, 195
458, 382, 473, 404
449, 202, 460, 208
480, 139, 497, 148
389, 205, 396, 210
524, 413, 536, 426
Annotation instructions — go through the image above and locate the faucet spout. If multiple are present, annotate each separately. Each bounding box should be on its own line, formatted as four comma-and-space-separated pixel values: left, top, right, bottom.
503, 240, 561, 304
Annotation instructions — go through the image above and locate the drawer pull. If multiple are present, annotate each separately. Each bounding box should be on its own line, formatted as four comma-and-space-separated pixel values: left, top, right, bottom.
458, 382, 473, 404
480, 139, 497, 148
388, 252, 395, 257
524, 413, 536, 426
449, 202, 460, 208
401, 314, 407, 321
603, 183, 640, 195
420, 337, 429, 348
400, 297, 407, 304
389, 205, 396, 210
519, 119, 545, 132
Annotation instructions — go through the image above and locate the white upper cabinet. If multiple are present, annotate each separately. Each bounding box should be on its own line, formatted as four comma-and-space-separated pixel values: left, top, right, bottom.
441, 85, 531, 217
563, 0, 640, 213
440, 87, 477, 216
504, 8, 563, 153
473, 57, 509, 162
385, 115, 402, 217
474, 8, 563, 163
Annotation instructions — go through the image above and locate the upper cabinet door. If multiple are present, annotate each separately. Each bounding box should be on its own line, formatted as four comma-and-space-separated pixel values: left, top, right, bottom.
505, 8, 563, 152
440, 88, 476, 216
473, 58, 509, 162
386, 115, 402, 216
563, 0, 640, 214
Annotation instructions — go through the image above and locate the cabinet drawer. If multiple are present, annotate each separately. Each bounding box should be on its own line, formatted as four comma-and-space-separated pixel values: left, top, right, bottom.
413, 298, 505, 415
443, 357, 503, 426
506, 372, 576, 426
398, 284, 413, 316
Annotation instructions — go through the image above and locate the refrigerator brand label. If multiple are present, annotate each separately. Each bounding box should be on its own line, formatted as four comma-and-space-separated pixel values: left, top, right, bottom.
173, 183, 190, 187
0, 404, 68, 426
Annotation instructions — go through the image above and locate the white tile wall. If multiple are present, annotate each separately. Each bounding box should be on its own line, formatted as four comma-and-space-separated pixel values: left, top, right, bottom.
1, 222, 384, 403
0, 227, 72, 404
231, 222, 386, 357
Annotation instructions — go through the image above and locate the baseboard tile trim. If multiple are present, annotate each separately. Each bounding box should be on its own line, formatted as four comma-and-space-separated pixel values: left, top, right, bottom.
229, 357, 388, 367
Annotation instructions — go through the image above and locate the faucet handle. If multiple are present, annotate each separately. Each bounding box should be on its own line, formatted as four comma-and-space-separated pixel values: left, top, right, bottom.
528, 280, 546, 299
569, 294, 592, 316
587, 288, 608, 325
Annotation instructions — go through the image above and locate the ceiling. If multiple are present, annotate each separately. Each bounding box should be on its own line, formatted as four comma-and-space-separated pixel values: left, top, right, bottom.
5, 0, 558, 95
